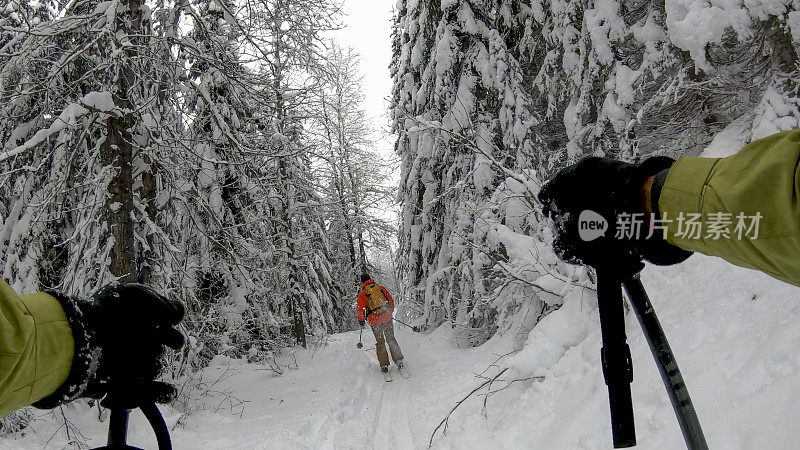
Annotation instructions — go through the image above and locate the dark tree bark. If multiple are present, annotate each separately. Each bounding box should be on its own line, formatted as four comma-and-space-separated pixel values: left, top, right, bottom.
101, 0, 147, 283
101, 113, 136, 282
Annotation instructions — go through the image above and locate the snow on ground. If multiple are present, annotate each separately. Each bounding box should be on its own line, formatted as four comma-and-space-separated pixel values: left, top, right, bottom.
3, 255, 800, 449
497, 256, 800, 449
1, 319, 521, 449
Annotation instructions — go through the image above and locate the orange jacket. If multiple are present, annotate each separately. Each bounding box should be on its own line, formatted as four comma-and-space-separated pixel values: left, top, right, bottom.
356, 279, 394, 325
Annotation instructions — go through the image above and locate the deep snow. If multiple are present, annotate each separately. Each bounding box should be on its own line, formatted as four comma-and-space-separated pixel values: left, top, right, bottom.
3, 254, 800, 449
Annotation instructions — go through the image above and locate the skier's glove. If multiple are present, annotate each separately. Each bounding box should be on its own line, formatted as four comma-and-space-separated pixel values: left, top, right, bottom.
538, 156, 692, 268
33, 283, 185, 410
359, 320, 365, 328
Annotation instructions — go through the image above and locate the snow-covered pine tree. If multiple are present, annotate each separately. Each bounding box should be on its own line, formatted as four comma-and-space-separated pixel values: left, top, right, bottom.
392, 0, 800, 345
0, 0, 173, 428
521, 0, 800, 170
158, 0, 284, 364
392, 0, 561, 344
0, 0, 167, 295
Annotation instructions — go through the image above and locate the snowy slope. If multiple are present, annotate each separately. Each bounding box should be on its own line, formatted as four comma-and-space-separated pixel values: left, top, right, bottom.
2, 256, 800, 449
498, 256, 800, 449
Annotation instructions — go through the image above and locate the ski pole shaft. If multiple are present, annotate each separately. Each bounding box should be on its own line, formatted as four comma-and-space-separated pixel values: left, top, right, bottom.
623, 276, 708, 450
140, 403, 172, 450
392, 318, 419, 331
107, 409, 130, 447
392, 318, 414, 328
596, 268, 636, 448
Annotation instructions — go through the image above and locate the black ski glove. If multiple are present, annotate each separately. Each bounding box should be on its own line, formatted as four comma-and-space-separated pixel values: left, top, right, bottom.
359, 319, 365, 328
538, 156, 692, 268
33, 283, 185, 410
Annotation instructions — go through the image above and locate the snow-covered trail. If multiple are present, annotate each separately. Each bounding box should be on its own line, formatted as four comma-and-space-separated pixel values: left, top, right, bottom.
2, 319, 521, 450
159, 325, 515, 449
5, 254, 800, 449
167, 328, 429, 449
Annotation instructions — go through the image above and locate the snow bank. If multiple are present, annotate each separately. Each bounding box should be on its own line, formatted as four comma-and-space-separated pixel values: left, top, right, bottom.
506, 287, 595, 377
485, 255, 800, 449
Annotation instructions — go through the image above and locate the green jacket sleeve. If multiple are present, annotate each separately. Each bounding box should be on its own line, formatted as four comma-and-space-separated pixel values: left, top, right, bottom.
0, 280, 74, 418
658, 129, 800, 286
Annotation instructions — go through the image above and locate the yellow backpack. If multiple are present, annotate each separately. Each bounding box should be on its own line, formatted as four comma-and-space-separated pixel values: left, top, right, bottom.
364, 282, 389, 314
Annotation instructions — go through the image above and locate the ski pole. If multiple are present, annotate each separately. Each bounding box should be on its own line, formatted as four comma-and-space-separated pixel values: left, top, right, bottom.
594, 261, 707, 449
596, 266, 636, 448
357, 307, 368, 348
105, 408, 131, 448
392, 318, 419, 332
92, 401, 171, 449
623, 275, 708, 450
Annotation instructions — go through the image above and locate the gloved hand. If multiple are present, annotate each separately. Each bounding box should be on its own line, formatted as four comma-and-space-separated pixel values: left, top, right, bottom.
34, 283, 185, 410
538, 156, 692, 268
359, 319, 365, 328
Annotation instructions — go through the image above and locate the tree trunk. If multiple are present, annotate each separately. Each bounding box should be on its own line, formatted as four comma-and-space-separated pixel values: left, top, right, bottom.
102, 114, 136, 282
137, 153, 157, 284
274, 38, 306, 347
101, 0, 146, 283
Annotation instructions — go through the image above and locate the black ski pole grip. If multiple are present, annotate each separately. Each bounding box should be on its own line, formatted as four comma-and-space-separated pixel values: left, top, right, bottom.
596, 268, 636, 448
623, 276, 708, 450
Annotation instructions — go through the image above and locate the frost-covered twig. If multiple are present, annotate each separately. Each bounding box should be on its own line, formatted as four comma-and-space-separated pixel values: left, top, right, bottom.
428, 368, 507, 448
475, 351, 518, 378
482, 375, 545, 418
42, 406, 87, 449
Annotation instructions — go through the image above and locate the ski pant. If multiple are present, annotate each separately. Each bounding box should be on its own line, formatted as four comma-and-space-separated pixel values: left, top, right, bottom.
370, 321, 404, 367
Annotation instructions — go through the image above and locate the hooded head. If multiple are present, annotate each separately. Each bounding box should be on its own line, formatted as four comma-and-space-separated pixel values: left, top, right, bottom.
360, 273, 371, 284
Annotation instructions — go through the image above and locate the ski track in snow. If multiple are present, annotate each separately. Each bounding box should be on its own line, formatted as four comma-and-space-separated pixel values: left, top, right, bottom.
394, 384, 416, 448
372, 382, 391, 450
372, 366, 416, 450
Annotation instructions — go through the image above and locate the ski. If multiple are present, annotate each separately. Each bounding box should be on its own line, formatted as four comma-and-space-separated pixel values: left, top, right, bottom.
398, 364, 411, 379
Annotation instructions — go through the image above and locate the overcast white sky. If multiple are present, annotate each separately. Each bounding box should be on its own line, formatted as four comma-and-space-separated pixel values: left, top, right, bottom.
330, 0, 396, 157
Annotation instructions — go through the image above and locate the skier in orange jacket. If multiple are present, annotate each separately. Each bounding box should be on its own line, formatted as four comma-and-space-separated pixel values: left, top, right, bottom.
357, 273, 405, 373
